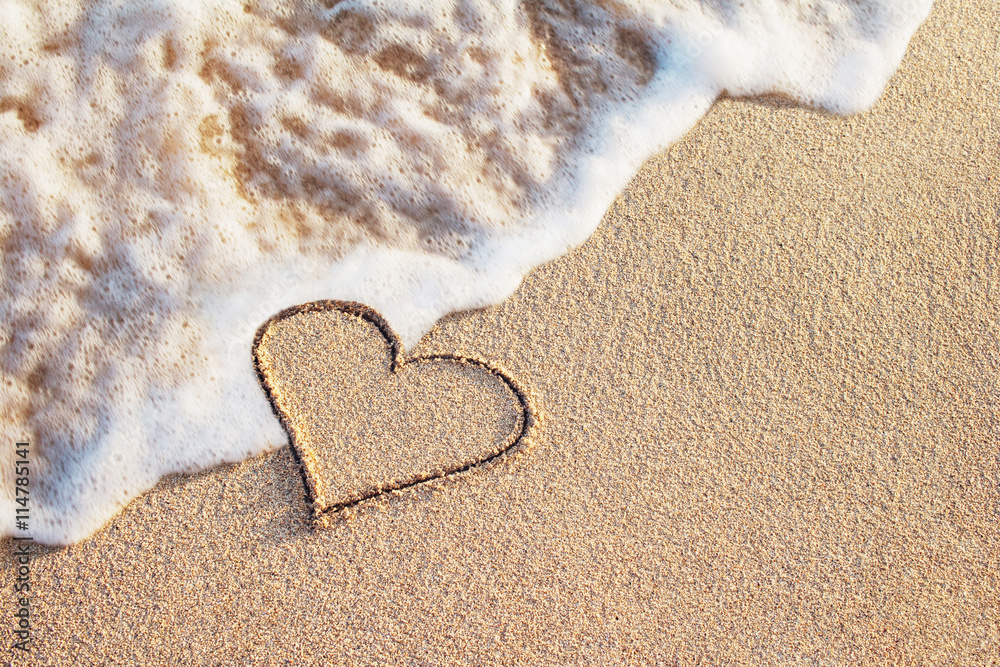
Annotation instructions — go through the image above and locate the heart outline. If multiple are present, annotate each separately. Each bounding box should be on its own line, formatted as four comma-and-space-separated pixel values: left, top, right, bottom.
253, 300, 535, 520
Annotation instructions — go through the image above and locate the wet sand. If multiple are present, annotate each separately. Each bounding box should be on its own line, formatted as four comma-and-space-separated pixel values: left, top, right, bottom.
4, 0, 998, 663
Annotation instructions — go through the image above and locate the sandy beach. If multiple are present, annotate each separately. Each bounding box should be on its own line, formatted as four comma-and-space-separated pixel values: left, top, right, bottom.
4, 0, 998, 663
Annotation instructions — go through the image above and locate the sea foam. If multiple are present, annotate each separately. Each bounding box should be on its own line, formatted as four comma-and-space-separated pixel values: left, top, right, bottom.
0, 0, 932, 543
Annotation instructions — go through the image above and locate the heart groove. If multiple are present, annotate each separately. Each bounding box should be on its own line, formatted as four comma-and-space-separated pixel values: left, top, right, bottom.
253, 300, 534, 521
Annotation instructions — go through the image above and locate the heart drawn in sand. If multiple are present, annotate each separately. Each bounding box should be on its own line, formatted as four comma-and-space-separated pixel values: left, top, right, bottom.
253, 301, 534, 519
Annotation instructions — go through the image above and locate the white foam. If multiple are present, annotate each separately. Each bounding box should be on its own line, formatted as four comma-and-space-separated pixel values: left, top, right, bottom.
0, 0, 932, 543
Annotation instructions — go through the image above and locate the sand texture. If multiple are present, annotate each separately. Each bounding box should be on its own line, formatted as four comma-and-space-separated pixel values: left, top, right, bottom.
3, 0, 998, 663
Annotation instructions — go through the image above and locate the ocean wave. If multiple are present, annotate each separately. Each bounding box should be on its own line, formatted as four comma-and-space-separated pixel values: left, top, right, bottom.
0, 0, 932, 543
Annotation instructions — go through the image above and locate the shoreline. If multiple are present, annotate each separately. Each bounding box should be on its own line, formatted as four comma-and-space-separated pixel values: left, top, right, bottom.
3, 0, 998, 662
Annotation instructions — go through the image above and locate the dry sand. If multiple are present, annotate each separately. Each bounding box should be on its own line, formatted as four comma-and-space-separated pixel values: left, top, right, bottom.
3, 0, 998, 663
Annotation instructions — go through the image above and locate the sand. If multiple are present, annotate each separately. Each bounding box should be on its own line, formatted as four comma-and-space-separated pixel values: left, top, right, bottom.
3, 0, 998, 663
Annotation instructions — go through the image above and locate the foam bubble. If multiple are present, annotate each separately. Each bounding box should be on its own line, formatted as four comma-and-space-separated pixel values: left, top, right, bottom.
0, 0, 932, 543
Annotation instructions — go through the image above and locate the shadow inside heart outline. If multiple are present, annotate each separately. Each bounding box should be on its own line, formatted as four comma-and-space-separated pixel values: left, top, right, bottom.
252, 300, 535, 521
